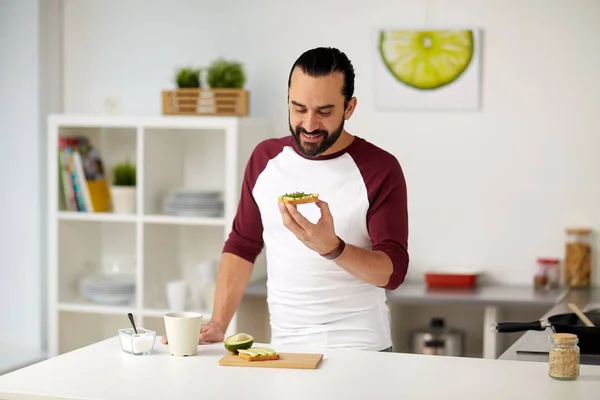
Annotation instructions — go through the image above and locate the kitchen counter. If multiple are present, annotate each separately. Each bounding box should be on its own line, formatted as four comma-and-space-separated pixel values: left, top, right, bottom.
1, 336, 599, 400
246, 279, 566, 306
499, 286, 600, 364
245, 279, 567, 359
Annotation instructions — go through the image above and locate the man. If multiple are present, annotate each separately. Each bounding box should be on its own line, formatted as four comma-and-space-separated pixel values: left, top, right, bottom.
162, 47, 409, 351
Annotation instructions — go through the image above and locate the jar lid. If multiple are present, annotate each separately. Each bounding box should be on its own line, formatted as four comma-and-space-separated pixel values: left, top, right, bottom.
566, 228, 592, 235
537, 258, 560, 265
552, 333, 578, 343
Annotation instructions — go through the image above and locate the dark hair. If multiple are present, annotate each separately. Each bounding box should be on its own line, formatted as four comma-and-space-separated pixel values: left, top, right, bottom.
287, 47, 355, 108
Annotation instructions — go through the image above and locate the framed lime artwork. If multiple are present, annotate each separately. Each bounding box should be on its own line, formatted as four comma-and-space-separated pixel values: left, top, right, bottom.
373, 28, 483, 111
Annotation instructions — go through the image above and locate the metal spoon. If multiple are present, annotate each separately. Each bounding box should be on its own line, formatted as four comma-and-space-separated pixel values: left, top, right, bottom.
127, 312, 139, 334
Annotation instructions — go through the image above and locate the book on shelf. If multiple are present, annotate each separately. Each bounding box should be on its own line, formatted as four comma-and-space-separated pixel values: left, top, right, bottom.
58, 137, 112, 213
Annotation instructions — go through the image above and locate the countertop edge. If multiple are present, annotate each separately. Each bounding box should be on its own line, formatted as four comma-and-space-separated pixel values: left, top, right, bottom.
245, 279, 567, 306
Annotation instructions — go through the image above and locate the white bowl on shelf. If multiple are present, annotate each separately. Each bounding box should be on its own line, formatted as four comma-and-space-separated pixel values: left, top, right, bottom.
79, 272, 136, 306
162, 188, 224, 218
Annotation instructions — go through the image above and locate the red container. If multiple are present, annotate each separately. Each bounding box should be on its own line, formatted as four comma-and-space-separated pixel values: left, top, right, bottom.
425, 272, 479, 289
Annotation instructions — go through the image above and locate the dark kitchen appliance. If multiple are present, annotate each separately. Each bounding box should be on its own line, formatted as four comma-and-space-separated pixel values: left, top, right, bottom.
492, 309, 600, 354
412, 317, 465, 357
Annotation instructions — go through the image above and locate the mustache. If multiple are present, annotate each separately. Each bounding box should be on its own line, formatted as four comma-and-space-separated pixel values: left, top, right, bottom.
296, 126, 328, 136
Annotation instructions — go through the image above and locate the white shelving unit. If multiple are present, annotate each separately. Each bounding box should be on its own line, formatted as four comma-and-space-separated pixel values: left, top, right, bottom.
46, 114, 271, 357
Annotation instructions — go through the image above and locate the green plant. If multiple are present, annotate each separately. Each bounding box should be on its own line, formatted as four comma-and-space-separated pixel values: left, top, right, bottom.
175, 67, 201, 88
206, 58, 246, 89
112, 160, 136, 186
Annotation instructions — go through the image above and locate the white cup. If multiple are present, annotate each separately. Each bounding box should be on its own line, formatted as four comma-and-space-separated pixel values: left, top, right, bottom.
163, 312, 203, 356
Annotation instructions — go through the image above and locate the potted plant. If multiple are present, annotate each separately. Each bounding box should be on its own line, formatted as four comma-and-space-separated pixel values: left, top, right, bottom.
165, 66, 202, 114
204, 58, 248, 115
206, 58, 246, 89
110, 159, 136, 214
175, 66, 201, 88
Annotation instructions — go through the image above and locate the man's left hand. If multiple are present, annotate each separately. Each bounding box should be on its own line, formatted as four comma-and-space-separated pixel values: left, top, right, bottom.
278, 200, 339, 256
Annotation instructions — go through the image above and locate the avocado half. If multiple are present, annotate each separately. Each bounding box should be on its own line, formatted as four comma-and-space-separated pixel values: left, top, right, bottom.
224, 333, 254, 354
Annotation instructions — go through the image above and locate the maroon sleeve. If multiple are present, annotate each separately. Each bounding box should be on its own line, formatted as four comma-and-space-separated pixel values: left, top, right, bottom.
222, 138, 285, 263
348, 139, 409, 290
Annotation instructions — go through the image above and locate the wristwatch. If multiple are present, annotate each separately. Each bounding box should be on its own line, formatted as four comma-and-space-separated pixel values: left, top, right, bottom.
321, 236, 346, 260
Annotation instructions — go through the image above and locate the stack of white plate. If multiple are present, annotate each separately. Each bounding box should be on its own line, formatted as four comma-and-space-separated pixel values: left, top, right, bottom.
80, 273, 136, 305
163, 188, 224, 217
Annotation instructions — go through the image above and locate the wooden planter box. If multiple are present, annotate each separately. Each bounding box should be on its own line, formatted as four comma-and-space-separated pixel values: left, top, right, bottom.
162, 88, 249, 116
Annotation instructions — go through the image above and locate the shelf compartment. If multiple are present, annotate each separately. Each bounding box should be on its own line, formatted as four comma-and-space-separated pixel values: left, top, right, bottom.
58, 220, 137, 307
58, 311, 133, 354
57, 126, 137, 178
143, 224, 222, 310
143, 127, 226, 217
57, 126, 137, 215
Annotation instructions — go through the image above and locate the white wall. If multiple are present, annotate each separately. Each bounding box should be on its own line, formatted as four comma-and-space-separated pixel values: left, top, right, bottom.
0, 0, 62, 351
61, 0, 600, 286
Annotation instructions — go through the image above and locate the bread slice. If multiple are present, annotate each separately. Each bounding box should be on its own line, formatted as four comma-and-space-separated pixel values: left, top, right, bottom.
238, 352, 280, 362
278, 192, 319, 205
237, 347, 280, 362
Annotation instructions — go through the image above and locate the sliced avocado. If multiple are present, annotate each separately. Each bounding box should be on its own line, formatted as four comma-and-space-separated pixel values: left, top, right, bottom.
250, 347, 276, 356
238, 349, 259, 357
252, 348, 267, 356
224, 333, 254, 354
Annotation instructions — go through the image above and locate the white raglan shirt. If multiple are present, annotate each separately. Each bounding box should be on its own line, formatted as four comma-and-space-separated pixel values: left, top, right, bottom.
223, 135, 408, 351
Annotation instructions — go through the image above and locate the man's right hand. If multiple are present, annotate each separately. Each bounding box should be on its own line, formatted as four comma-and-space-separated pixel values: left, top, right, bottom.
160, 320, 225, 345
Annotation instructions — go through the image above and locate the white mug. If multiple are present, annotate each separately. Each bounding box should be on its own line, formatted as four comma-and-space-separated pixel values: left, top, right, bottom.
163, 312, 203, 356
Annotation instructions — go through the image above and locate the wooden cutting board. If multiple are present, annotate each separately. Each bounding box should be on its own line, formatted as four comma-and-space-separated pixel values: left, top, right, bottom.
219, 352, 324, 369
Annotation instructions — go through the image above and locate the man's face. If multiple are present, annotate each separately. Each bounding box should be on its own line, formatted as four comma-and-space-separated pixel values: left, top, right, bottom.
288, 68, 349, 157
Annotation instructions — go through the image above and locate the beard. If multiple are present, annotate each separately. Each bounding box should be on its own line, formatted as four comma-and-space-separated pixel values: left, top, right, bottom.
289, 115, 345, 157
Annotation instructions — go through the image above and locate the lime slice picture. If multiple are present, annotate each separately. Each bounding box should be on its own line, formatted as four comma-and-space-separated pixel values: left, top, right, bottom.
379, 30, 475, 90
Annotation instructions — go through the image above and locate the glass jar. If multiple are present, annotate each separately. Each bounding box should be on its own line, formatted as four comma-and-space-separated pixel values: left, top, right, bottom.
564, 228, 593, 287
534, 258, 560, 291
548, 333, 580, 380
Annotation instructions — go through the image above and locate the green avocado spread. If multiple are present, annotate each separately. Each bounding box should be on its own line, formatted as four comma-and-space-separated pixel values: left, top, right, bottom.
279, 192, 311, 199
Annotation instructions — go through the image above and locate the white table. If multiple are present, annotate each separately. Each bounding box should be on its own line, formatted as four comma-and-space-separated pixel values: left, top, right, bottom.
1, 336, 599, 400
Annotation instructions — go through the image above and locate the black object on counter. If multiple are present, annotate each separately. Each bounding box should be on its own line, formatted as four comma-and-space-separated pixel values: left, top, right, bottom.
492, 310, 600, 354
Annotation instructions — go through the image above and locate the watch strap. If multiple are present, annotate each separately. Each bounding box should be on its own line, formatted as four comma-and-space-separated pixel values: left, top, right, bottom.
321, 236, 345, 260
